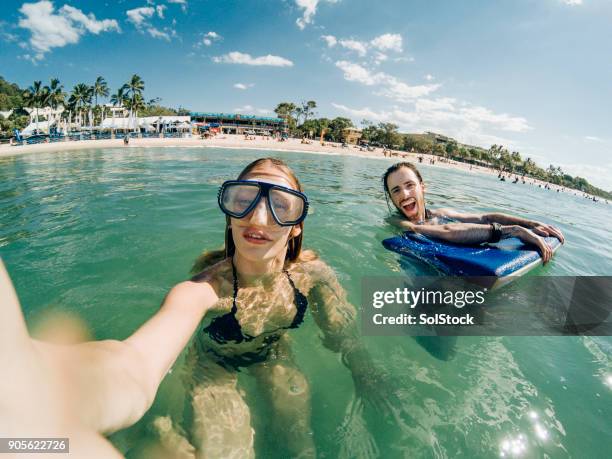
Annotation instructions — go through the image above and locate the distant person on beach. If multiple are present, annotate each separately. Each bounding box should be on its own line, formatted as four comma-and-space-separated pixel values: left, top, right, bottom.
123, 134, 129, 145
382, 162, 565, 263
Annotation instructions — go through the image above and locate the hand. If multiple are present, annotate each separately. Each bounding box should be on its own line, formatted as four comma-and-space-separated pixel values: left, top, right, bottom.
530, 221, 565, 244
510, 226, 554, 263
0, 260, 141, 457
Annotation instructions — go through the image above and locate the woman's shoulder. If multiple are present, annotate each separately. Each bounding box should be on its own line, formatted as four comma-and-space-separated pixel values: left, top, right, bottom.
189, 257, 232, 291
290, 252, 337, 287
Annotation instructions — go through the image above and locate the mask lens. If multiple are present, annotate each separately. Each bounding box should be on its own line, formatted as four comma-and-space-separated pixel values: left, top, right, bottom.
270, 188, 304, 224
222, 184, 260, 215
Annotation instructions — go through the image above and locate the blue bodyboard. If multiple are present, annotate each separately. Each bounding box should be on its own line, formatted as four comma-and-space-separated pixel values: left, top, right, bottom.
382, 232, 561, 278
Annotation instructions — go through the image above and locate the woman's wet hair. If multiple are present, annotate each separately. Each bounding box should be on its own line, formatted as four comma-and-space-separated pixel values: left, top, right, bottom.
382, 162, 424, 213
192, 158, 314, 273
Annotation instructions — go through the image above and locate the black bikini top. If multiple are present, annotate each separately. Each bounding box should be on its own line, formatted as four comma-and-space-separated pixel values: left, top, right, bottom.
203, 259, 308, 345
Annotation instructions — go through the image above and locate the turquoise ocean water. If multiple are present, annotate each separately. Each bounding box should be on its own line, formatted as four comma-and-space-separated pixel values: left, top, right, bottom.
1, 147, 611, 458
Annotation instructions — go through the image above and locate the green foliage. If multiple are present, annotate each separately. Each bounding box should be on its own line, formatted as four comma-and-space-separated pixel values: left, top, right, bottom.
404, 134, 434, 152
327, 117, 354, 142
274, 102, 298, 132
0, 76, 24, 111
139, 105, 177, 116
359, 121, 401, 146
298, 117, 329, 138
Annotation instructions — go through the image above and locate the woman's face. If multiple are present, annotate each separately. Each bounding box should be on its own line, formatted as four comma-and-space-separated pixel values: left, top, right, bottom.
230, 164, 302, 263
386, 167, 426, 222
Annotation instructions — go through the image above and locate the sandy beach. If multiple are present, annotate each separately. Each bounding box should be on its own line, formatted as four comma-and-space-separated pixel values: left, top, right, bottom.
0, 134, 595, 197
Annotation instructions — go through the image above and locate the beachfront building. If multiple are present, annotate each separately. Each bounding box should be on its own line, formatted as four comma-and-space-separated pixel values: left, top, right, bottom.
99, 115, 191, 134
342, 127, 362, 145
21, 106, 65, 136
190, 112, 286, 135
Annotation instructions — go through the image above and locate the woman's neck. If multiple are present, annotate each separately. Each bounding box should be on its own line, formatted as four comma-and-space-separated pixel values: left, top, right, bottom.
233, 251, 286, 282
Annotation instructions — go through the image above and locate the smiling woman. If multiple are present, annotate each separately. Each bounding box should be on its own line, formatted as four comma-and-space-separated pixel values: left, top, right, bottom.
114, 157, 399, 459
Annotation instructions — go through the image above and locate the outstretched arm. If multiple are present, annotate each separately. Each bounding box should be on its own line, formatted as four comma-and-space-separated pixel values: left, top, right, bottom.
434, 208, 565, 243
0, 259, 216, 445
391, 217, 556, 263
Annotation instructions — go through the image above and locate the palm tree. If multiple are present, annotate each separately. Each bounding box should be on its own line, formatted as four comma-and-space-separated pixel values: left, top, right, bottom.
125, 93, 146, 116
92, 76, 109, 126
23, 81, 45, 133
124, 74, 145, 130
70, 83, 93, 127
65, 94, 78, 131
110, 86, 127, 107
46, 79, 63, 107
45, 78, 65, 128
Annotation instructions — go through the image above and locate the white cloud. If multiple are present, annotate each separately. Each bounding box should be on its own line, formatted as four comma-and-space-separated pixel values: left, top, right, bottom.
561, 0, 582, 5
335, 60, 439, 100
322, 33, 404, 62
213, 51, 293, 67
17, 1, 119, 59
321, 34, 337, 47
377, 77, 441, 101
295, 0, 339, 29
202, 30, 221, 46
332, 97, 531, 149
126, 6, 175, 41
256, 108, 272, 114
168, 0, 188, 12
414, 97, 456, 112
147, 26, 171, 41
335, 60, 384, 85
584, 136, 603, 143
373, 52, 388, 65
234, 83, 255, 90
60, 5, 120, 34
459, 105, 530, 132
338, 39, 368, 56
370, 33, 403, 52
126, 6, 155, 27
327, 34, 536, 173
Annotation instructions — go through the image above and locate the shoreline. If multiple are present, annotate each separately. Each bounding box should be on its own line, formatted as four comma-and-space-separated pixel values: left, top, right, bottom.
0, 135, 601, 199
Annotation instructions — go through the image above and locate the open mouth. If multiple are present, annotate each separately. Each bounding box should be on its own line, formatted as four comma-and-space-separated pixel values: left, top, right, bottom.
400, 199, 417, 214
242, 228, 272, 245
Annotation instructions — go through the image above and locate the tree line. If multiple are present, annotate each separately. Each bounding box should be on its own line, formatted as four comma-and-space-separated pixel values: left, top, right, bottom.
274, 100, 611, 199
0, 75, 185, 137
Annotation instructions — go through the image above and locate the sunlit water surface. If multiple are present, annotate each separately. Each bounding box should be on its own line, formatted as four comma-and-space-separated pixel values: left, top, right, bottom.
1, 147, 611, 458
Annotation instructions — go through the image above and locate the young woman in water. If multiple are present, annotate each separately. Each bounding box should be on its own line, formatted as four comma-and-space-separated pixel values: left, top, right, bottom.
1, 157, 394, 458
382, 162, 564, 262
161, 157, 392, 458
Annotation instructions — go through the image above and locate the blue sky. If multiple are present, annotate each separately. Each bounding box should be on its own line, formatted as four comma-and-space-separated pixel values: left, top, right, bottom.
1, 0, 611, 189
